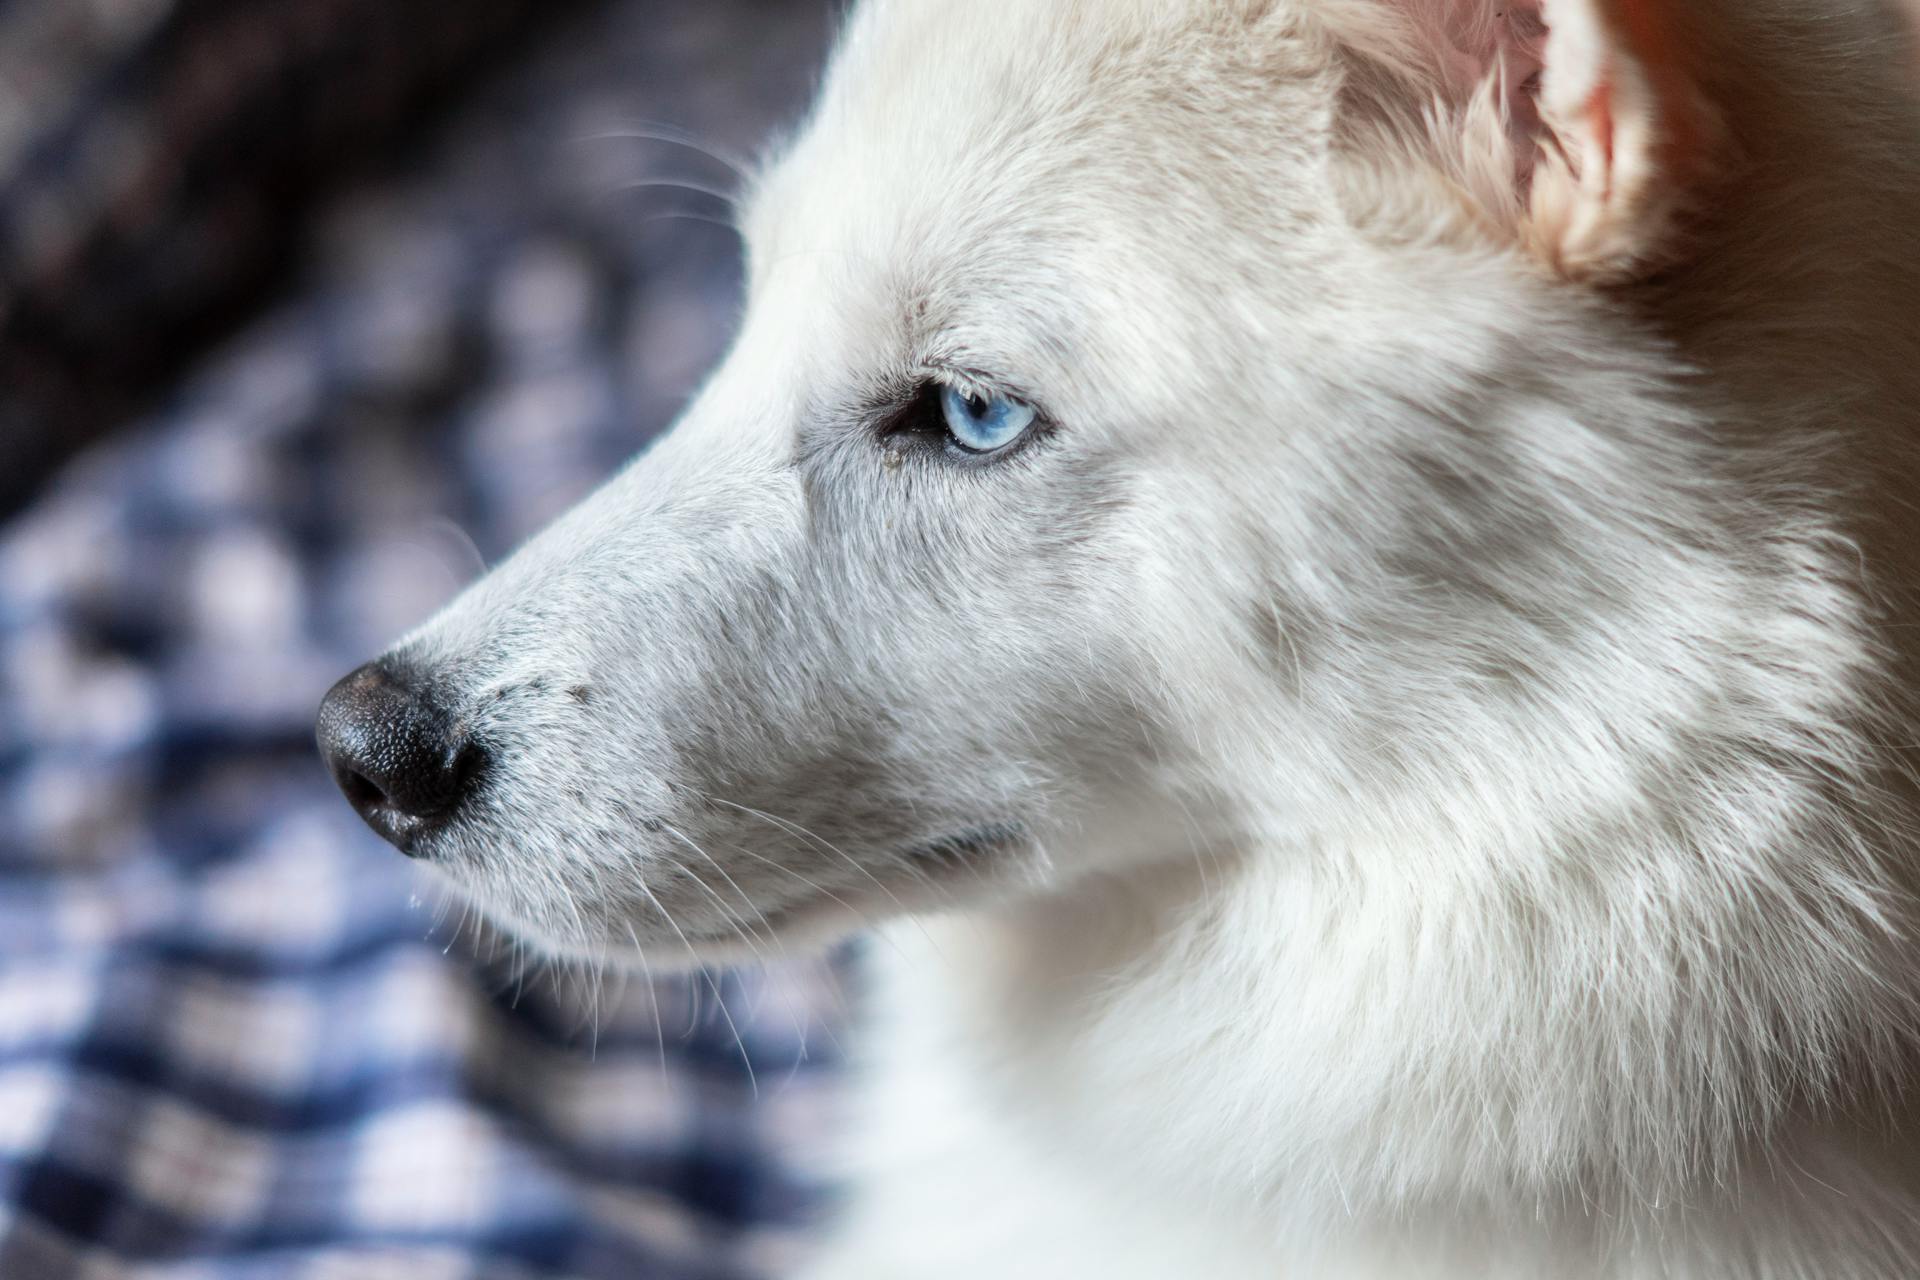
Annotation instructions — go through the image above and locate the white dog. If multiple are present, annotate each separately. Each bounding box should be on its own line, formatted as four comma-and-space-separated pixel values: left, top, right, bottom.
316, 0, 1920, 1274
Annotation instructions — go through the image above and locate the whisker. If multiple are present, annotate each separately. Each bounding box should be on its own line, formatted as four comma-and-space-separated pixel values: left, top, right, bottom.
707, 796, 961, 963
509, 931, 531, 1010
706, 835, 918, 967
713, 839, 863, 916
659, 822, 787, 961
572, 122, 754, 181
655, 840, 774, 968
575, 860, 623, 1053
448, 897, 478, 959
654, 825, 827, 1062
622, 919, 671, 1080
626, 870, 760, 1099
541, 862, 604, 1033
609, 176, 740, 206
419, 515, 489, 582
633, 210, 741, 238
707, 797, 916, 917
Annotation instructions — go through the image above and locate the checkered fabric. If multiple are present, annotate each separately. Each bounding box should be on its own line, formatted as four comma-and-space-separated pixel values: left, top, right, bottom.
0, 2, 850, 1277
0, 0, 597, 516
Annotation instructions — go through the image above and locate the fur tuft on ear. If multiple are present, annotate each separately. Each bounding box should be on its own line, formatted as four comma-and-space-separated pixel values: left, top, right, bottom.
1325, 0, 1728, 283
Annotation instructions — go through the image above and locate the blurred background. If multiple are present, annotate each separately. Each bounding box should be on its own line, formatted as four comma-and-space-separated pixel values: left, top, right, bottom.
0, 1, 851, 1276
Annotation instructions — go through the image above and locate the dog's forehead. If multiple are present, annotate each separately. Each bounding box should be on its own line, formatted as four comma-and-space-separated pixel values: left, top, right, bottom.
747, 8, 1116, 253
740, 0, 1334, 360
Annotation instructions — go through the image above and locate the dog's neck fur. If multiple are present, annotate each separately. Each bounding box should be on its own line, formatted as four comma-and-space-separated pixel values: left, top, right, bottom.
906, 3, 1920, 1275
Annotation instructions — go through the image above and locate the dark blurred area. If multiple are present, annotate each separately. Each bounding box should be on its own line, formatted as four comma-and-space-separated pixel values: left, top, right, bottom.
0, 0, 599, 520
0, 2, 848, 1276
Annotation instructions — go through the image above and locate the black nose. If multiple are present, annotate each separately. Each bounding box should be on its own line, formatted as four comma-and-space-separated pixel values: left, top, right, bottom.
316, 661, 483, 855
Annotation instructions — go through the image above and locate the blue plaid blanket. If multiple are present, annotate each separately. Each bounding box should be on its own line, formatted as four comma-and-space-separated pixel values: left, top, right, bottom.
0, 3, 849, 1277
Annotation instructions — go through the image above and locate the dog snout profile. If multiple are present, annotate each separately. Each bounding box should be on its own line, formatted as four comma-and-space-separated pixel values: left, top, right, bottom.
316, 661, 483, 855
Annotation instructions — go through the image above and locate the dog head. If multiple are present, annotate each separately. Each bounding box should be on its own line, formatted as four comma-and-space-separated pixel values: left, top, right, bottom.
317, 0, 1913, 988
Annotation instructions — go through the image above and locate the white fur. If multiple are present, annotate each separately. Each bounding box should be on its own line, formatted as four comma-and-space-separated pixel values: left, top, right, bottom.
364, 0, 1920, 1274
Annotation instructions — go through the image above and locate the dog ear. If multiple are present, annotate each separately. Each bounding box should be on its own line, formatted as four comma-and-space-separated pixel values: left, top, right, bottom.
1522, 0, 1726, 282
1336, 0, 1728, 283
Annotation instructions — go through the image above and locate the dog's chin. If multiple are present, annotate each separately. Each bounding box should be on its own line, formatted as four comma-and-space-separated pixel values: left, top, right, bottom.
430, 822, 1035, 970
458, 879, 932, 970
464, 899, 858, 969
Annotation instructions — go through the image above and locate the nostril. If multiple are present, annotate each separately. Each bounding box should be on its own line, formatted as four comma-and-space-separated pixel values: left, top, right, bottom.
336, 767, 386, 813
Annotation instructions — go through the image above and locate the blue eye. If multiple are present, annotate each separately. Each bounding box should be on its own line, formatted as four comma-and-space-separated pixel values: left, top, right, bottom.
939, 384, 1037, 454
